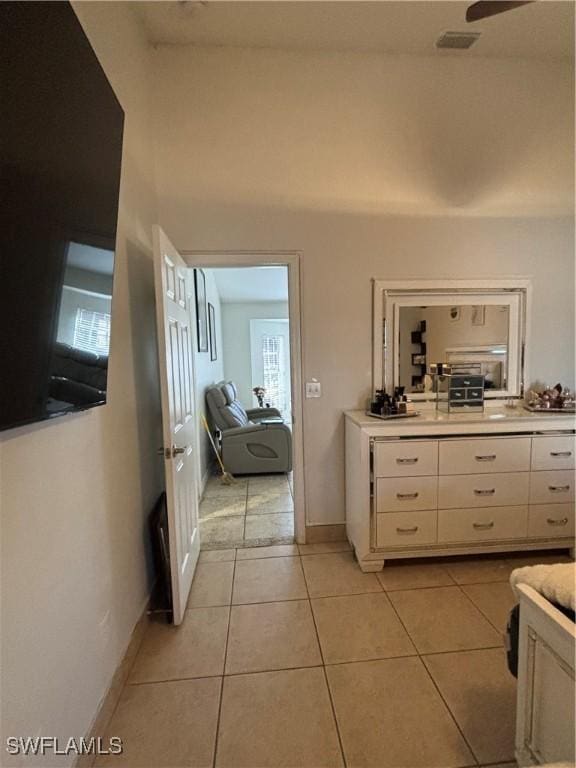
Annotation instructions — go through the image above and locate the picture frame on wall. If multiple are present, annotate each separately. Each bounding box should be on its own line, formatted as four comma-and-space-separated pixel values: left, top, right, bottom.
194, 269, 208, 352
208, 302, 217, 361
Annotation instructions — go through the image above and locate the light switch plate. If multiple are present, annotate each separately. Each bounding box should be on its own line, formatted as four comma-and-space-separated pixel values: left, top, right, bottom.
306, 381, 321, 398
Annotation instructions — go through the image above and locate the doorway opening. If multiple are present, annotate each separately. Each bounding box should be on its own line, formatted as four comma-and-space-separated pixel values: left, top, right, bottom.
187, 260, 302, 550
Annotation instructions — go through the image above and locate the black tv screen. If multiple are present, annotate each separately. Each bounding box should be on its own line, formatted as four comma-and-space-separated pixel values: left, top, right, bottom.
0, 1, 124, 432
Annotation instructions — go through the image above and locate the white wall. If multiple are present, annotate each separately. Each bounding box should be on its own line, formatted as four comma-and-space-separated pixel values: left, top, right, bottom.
222, 301, 289, 408
193, 268, 224, 488
0, 5, 161, 764
153, 45, 575, 527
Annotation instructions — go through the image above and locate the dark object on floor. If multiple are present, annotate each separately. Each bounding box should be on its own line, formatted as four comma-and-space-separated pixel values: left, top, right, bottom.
149, 492, 173, 623
506, 600, 575, 678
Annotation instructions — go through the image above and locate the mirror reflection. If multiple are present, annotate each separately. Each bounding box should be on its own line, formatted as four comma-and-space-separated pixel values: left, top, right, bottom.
49, 241, 113, 412
399, 305, 509, 393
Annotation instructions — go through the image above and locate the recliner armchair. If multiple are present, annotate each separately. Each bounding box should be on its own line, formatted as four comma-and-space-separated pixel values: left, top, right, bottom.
205, 381, 292, 475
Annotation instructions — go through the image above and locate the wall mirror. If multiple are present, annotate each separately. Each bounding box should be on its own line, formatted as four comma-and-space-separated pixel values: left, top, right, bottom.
373, 280, 531, 400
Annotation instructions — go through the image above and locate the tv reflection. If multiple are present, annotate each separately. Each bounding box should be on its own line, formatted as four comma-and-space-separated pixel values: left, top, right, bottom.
49, 241, 114, 413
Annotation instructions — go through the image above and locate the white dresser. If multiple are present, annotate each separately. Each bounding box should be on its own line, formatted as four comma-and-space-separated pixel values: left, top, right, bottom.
345, 407, 576, 572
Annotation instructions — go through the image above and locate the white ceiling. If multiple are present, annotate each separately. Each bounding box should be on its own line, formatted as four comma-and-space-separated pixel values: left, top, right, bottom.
137, 1, 574, 61
212, 267, 288, 302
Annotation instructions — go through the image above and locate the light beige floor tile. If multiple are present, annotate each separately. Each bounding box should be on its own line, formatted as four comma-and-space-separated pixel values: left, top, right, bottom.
129, 607, 229, 684
311, 593, 416, 664
199, 548, 236, 563
95, 677, 221, 767
247, 491, 294, 514
216, 667, 343, 767
244, 512, 294, 541
199, 496, 246, 520
199, 516, 245, 547
461, 582, 516, 633
389, 586, 502, 653
423, 648, 517, 765
203, 478, 248, 499
326, 657, 474, 768
232, 556, 307, 604
225, 600, 321, 674
443, 557, 514, 585
236, 544, 299, 560
188, 562, 234, 608
377, 561, 456, 591
301, 552, 382, 598
248, 475, 291, 492
298, 541, 352, 555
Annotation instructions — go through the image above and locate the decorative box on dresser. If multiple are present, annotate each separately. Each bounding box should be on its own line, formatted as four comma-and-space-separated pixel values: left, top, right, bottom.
345, 407, 576, 572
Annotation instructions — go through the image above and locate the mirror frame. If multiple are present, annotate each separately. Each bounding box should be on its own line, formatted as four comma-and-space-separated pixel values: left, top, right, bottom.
372, 279, 532, 401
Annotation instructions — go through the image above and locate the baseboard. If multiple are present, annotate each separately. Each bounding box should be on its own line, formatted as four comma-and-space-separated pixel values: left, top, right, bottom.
75, 597, 150, 768
305, 523, 347, 544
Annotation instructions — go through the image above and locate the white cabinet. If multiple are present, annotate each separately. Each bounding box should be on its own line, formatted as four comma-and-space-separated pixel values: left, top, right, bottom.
531, 435, 575, 471
439, 437, 531, 475
345, 409, 575, 572
375, 476, 437, 513
439, 472, 530, 509
374, 441, 438, 477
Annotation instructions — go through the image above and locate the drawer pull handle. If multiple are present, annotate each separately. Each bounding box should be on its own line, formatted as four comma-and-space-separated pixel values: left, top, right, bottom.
474, 488, 496, 496
550, 451, 572, 458
396, 492, 419, 500
473, 521, 495, 530
396, 526, 419, 534
548, 485, 570, 493
396, 457, 418, 465
547, 517, 568, 526
475, 454, 496, 462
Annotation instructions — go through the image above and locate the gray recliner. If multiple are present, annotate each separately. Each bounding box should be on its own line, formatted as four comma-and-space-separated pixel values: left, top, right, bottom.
205, 381, 292, 475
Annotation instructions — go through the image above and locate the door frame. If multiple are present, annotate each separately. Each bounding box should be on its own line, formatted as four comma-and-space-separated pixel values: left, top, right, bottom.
181, 250, 306, 545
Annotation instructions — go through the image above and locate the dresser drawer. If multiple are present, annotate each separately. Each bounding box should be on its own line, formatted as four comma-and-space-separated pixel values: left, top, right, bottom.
375, 476, 438, 513
374, 441, 438, 477
528, 504, 575, 539
439, 472, 529, 509
376, 510, 437, 548
439, 437, 531, 475
531, 436, 576, 471
438, 506, 528, 543
529, 470, 575, 505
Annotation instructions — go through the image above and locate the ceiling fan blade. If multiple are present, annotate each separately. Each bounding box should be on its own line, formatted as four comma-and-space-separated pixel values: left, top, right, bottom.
466, 1, 534, 23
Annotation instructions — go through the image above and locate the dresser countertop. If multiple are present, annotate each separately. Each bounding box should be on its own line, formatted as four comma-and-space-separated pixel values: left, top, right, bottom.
345, 406, 576, 437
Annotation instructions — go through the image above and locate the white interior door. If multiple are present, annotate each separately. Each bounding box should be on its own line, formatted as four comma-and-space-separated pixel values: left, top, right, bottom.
250, 319, 291, 423
153, 226, 199, 625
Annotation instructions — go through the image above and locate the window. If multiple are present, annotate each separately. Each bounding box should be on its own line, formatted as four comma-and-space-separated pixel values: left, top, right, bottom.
262, 334, 286, 413
73, 308, 111, 355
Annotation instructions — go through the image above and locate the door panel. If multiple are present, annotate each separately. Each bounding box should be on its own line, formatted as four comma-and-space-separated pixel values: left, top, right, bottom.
153, 226, 200, 625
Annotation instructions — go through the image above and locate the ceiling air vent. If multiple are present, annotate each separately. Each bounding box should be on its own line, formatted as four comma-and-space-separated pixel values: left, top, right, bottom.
435, 31, 481, 50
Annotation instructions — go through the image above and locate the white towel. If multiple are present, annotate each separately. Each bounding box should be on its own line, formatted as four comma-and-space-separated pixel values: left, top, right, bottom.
510, 562, 576, 612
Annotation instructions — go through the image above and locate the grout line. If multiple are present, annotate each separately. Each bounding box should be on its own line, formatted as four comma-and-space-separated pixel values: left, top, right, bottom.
302, 558, 348, 768
212, 557, 236, 768
384, 593, 481, 767
456, 584, 507, 644
126, 643, 505, 687
419, 658, 481, 766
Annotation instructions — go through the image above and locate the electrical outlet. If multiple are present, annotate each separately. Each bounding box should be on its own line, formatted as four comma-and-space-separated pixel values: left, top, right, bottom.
305, 380, 321, 398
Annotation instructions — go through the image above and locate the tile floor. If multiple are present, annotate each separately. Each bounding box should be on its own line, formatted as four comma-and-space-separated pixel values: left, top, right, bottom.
199, 473, 294, 549
98, 545, 571, 767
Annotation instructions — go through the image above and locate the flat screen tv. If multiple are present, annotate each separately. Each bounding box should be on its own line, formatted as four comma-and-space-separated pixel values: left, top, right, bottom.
0, 1, 124, 432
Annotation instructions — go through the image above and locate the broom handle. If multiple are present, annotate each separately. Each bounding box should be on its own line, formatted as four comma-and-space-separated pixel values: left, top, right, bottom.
201, 414, 228, 475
